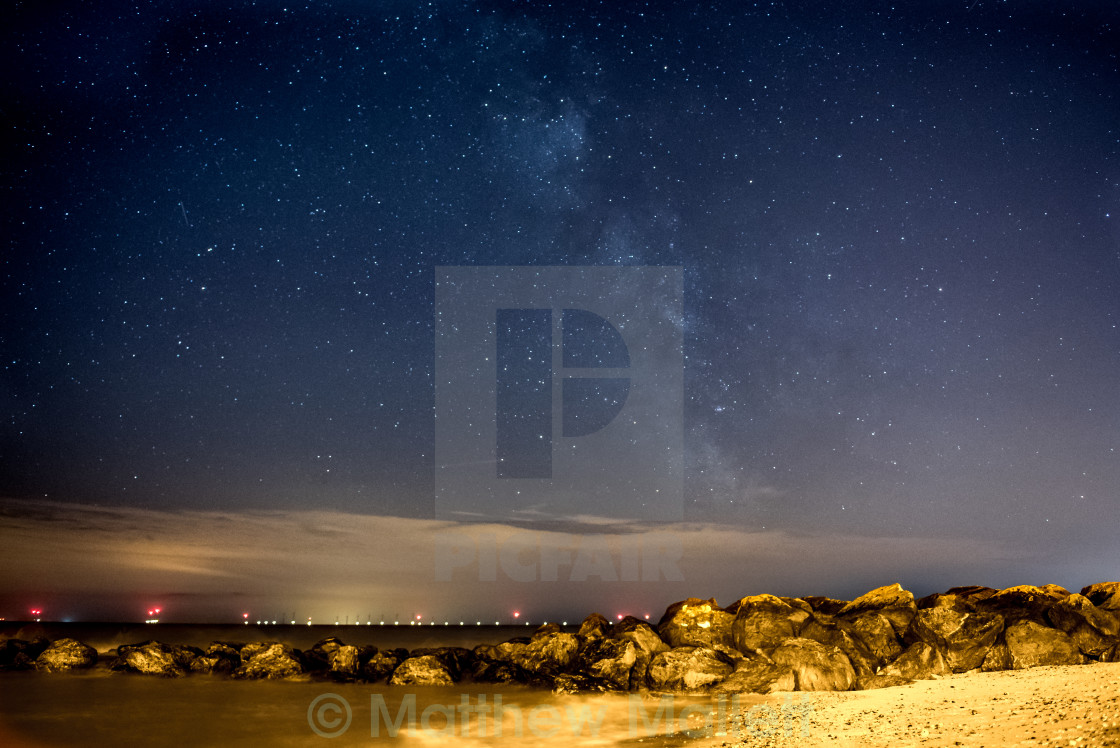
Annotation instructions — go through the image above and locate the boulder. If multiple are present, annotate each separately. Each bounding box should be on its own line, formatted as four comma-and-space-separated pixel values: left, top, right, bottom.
837, 583, 916, 637
731, 595, 804, 653
769, 638, 855, 692
577, 613, 612, 640
189, 643, 240, 675
981, 640, 1012, 672
714, 659, 796, 694
906, 607, 1004, 672
301, 637, 345, 674
579, 638, 637, 690
409, 647, 474, 681
840, 612, 901, 667
800, 597, 848, 616
611, 616, 669, 689
552, 673, 611, 694
34, 638, 98, 673
362, 649, 406, 682
469, 656, 533, 685
1047, 593, 1119, 655
389, 654, 454, 686
942, 585, 999, 603
977, 585, 1065, 625
657, 598, 734, 652
1099, 642, 1120, 663
0, 638, 50, 670
112, 641, 187, 676
647, 646, 734, 691
1004, 621, 1085, 669
234, 643, 303, 679
877, 641, 950, 682
508, 632, 579, 674
797, 618, 877, 682
327, 645, 361, 680
1080, 582, 1120, 610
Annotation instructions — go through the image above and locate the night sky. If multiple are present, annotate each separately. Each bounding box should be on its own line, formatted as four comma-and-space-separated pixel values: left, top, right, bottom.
2, 1, 1118, 623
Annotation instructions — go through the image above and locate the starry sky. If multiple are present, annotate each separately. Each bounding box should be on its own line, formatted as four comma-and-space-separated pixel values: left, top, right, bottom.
2, 0, 1118, 623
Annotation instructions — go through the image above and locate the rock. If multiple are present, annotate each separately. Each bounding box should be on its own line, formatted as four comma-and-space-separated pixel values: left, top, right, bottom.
840, 612, 902, 667
469, 656, 533, 685
552, 673, 611, 694
362, 649, 406, 682
1004, 620, 1085, 669
34, 639, 98, 672
389, 654, 454, 686
579, 638, 637, 690
410, 647, 474, 681
877, 641, 950, 681
1047, 593, 1120, 655
978, 585, 1065, 625
1080, 582, 1120, 610
800, 597, 849, 616
533, 623, 562, 637
647, 646, 734, 691
837, 583, 916, 637
577, 613, 611, 640
906, 607, 1004, 673
327, 645, 361, 680
714, 659, 796, 694
613, 617, 669, 656
112, 641, 187, 677
189, 643, 240, 674
0, 638, 50, 670
658, 599, 734, 653
234, 643, 303, 679
1099, 642, 1120, 663
611, 616, 669, 689
507, 633, 579, 674
769, 638, 856, 692
301, 637, 345, 674
981, 640, 1012, 672
731, 595, 804, 653
798, 619, 877, 683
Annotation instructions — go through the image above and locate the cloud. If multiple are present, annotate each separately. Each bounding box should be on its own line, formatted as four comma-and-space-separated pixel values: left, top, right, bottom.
0, 498, 1104, 623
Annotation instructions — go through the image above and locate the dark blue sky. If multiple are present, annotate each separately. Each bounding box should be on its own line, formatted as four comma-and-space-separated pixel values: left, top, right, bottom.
2, 1, 1118, 620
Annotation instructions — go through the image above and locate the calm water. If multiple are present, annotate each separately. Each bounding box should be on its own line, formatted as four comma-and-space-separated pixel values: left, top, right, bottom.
0, 671, 759, 747
0, 623, 782, 747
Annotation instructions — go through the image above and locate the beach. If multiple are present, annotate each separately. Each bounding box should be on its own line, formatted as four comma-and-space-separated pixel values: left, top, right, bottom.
2, 658, 1118, 746
695, 661, 1120, 748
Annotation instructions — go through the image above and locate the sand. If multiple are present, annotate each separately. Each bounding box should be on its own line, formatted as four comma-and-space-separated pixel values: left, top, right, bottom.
691, 661, 1120, 748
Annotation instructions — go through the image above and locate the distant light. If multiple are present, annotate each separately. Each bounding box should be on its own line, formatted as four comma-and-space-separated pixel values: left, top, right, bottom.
513, 611, 520, 618
644, 614, 650, 620
617, 614, 624, 620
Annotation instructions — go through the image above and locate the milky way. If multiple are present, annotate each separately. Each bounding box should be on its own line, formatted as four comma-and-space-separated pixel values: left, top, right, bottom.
2, 1, 1118, 619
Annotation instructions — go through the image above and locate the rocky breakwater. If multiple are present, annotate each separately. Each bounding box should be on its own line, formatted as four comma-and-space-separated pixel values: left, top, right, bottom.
3, 581, 1118, 694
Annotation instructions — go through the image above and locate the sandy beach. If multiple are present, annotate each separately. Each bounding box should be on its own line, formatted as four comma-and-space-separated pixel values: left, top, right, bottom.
691, 661, 1120, 748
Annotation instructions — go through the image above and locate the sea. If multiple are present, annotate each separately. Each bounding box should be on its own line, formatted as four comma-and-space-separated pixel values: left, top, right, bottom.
0, 623, 787, 747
